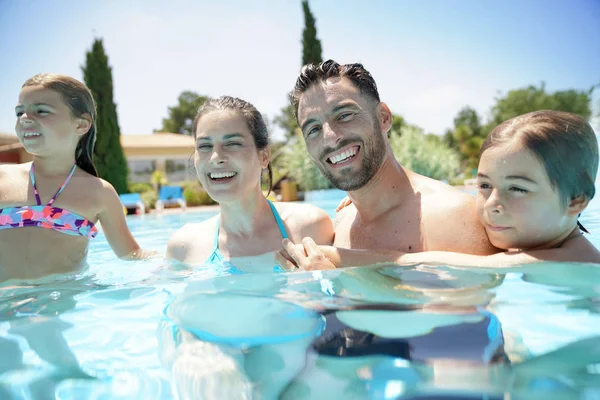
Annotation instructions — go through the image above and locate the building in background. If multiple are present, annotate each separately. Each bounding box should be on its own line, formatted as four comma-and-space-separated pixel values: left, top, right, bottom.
0, 132, 196, 183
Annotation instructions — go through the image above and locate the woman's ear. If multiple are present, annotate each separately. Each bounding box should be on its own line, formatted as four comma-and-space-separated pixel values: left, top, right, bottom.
260, 148, 271, 169
567, 195, 590, 216
76, 113, 92, 136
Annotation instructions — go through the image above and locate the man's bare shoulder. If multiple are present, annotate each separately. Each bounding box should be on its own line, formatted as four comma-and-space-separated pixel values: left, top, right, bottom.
409, 173, 471, 206
409, 174, 497, 255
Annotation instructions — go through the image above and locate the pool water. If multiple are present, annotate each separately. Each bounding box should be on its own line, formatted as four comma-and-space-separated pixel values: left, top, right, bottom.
1, 189, 599, 399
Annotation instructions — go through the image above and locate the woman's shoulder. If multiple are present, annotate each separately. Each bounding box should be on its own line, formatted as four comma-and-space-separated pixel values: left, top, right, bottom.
274, 201, 334, 244
275, 201, 330, 225
169, 216, 218, 244
166, 216, 218, 262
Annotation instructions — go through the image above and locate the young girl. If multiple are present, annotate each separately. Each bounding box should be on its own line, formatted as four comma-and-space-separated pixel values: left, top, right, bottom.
166, 96, 333, 272
278, 110, 600, 269
0, 73, 153, 282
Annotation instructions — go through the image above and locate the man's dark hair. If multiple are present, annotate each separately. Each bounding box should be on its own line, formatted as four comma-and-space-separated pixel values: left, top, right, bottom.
290, 59, 380, 118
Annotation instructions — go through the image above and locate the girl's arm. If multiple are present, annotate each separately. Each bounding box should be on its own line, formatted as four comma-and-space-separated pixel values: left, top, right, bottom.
97, 181, 157, 260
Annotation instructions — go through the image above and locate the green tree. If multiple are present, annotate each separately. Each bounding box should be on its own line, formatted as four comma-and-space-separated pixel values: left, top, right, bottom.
274, 0, 324, 141
159, 91, 209, 135
445, 106, 486, 175
487, 83, 594, 134
453, 106, 481, 137
273, 104, 299, 142
301, 0, 323, 66
389, 115, 406, 137
82, 38, 128, 193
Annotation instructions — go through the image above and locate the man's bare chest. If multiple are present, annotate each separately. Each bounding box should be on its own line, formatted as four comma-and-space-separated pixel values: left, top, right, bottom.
333, 215, 425, 252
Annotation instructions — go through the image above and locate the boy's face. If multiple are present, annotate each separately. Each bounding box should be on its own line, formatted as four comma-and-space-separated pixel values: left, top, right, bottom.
476, 142, 576, 250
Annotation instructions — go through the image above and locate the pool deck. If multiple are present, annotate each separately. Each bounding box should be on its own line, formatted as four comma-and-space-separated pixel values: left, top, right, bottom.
142, 185, 474, 216
145, 204, 220, 216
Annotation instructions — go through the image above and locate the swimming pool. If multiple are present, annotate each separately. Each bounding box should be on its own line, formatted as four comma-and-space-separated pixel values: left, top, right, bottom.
1, 189, 599, 399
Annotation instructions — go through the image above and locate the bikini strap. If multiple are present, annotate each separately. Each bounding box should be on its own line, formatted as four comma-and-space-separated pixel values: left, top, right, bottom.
267, 199, 289, 239
213, 214, 221, 252
30, 163, 78, 206
29, 164, 42, 206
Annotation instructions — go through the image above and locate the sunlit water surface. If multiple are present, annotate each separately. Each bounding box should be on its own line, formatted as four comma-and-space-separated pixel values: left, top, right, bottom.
1, 189, 599, 399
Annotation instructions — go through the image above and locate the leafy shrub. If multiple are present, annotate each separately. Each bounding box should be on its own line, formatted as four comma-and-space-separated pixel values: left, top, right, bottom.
141, 190, 158, 210
129, 182, 153, 193
278, 134, 332, 191
183, 181, 218, 206
390, 126, 461, 181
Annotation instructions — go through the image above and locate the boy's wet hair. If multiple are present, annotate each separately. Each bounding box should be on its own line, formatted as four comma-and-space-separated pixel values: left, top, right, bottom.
290, 59, 381, 119
22, 73, 98, 177
192, 96, 273, 196
480, 110, 598, 207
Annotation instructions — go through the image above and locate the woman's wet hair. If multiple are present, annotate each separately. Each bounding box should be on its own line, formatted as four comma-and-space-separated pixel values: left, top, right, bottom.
192, 96, 273, 195
22, 73, 98, 176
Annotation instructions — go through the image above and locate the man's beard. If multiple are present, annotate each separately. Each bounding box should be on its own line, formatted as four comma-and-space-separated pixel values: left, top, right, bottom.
315, 119, 386, 191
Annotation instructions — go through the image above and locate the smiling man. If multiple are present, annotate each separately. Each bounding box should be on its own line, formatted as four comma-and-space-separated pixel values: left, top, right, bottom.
290, 60, 497, 255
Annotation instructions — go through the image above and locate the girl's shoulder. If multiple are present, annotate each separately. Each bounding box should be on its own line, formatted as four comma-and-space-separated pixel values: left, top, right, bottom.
71, 171, 118, 200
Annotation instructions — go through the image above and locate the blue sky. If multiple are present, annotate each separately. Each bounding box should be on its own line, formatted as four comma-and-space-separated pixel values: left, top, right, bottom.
0, 0, 598, 139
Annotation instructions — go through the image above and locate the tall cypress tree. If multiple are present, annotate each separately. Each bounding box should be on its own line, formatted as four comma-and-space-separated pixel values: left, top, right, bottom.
301, 0, 323, 65
82, 38, 128, 194
274, 0, 324, 141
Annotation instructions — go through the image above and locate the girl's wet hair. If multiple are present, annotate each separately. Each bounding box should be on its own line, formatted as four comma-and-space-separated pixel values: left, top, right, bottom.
480, 110, 598, 232
22, 73, 98, 176
192, 96, 273, 196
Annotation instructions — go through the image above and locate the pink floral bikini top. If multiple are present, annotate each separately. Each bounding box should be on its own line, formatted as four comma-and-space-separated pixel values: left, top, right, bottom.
0, 164, 98, 239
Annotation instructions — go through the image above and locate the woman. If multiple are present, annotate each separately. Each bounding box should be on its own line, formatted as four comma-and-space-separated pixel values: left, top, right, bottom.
166, 96, 333, 272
